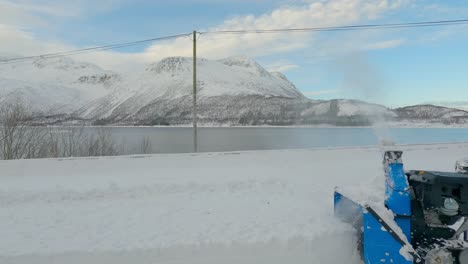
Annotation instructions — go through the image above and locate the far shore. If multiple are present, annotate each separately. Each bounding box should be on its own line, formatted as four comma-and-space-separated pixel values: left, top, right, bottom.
44, 123, 468, 129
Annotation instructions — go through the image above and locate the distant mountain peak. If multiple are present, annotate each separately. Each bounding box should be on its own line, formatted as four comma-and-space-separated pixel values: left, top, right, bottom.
32, 57, 102, 72
220, 56, 259, 67
395, 104, 468, 120
424, 101, 468, 111
270, 72, 288, 81
221, 56, 268, 74
145, 57, 194, 74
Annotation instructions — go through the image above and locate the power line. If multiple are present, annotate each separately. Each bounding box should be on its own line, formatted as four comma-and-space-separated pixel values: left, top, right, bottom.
0, 33, 191, 64
1, 19, 468, 64
201, 19, 468, 35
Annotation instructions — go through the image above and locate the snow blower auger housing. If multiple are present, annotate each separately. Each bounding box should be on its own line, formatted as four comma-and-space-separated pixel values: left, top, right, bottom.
334, 151, 468, 263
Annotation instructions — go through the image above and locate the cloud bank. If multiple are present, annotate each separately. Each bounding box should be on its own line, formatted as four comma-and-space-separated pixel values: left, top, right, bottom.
0, 0, 409, 72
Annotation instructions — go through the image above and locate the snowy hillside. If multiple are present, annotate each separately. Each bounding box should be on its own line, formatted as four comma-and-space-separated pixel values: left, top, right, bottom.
1, 143, 467, 263
0, 57, 121, 114
0, 55, 307, 122
335, 99, 396, 117
396, 104, 468, 119
86, 96, 397, 126
1, 56, 467, 126
427, 101, 468, 111
1, 55, 393, 126
395, 104, 468, 124
76, 56, 305, 120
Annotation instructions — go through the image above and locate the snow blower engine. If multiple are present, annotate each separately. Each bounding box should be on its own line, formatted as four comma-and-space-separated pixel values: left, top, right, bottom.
334, 151, 468, 264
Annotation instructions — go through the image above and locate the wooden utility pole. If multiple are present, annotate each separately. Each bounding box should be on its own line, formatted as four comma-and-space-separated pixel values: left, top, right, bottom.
192, 30, 198, 153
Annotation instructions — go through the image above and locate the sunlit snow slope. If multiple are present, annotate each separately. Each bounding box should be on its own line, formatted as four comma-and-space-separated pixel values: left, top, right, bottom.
76, 56, 305, 120
0, 57, 120, 114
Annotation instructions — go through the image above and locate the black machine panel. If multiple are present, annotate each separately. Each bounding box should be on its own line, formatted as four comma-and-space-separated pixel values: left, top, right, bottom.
407, 170, 468, 215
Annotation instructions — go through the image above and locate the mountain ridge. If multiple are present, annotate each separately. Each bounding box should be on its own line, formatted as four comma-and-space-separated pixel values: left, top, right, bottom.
1, 56, 467, 126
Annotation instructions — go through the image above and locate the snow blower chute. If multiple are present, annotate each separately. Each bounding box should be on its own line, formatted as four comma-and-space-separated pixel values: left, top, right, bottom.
334, 151, 468, 263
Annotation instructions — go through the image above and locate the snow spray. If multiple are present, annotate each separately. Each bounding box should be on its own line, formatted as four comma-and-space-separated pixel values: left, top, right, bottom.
333, 52, 394, 151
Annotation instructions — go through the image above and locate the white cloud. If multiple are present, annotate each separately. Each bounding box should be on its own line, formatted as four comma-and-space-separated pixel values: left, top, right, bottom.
0, 23, 145, 73
364, 39, 405, 50
0, 0, 125, 28
0, 0, 143, 72
269, 64, 299, 72
0, 24, 67, 55
0, 0, 409, 72
265, 61, 299, 72
144, 0, 407, 61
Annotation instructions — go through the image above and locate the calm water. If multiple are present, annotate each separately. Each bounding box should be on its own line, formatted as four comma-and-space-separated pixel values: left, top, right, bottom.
85, 127, 468, 154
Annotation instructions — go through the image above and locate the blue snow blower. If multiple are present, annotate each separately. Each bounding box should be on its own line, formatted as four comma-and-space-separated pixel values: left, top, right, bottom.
334, 151, 468, 263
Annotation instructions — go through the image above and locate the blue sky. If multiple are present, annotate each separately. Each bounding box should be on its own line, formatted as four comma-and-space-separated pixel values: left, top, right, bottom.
1, 0, 468, 108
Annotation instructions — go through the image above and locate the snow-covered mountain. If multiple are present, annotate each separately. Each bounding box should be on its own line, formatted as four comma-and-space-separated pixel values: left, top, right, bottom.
394, 105, 468, 124
0, 57, 121, 114
75, 56, 305, 121
1, 56, 467, 126
426, 101, 468, 111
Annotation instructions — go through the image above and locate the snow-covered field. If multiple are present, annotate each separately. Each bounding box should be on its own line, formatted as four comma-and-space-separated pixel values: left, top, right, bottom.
1, 143, 468, 263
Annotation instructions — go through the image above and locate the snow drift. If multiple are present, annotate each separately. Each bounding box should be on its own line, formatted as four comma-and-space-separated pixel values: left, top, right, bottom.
1, 143, 468, 263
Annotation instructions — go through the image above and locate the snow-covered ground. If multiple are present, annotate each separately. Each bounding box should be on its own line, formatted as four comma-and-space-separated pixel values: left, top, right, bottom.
1, 143, 468, 263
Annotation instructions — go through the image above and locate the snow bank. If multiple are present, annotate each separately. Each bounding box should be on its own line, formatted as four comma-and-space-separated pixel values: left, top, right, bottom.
1, 143, 468, 263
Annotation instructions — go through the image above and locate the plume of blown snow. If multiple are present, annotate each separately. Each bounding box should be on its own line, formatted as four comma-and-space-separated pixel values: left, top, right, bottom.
334, 52, 394, 147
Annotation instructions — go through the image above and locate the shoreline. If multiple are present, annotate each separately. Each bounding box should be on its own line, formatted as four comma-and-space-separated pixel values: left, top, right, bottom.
45, 123, 468, 129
